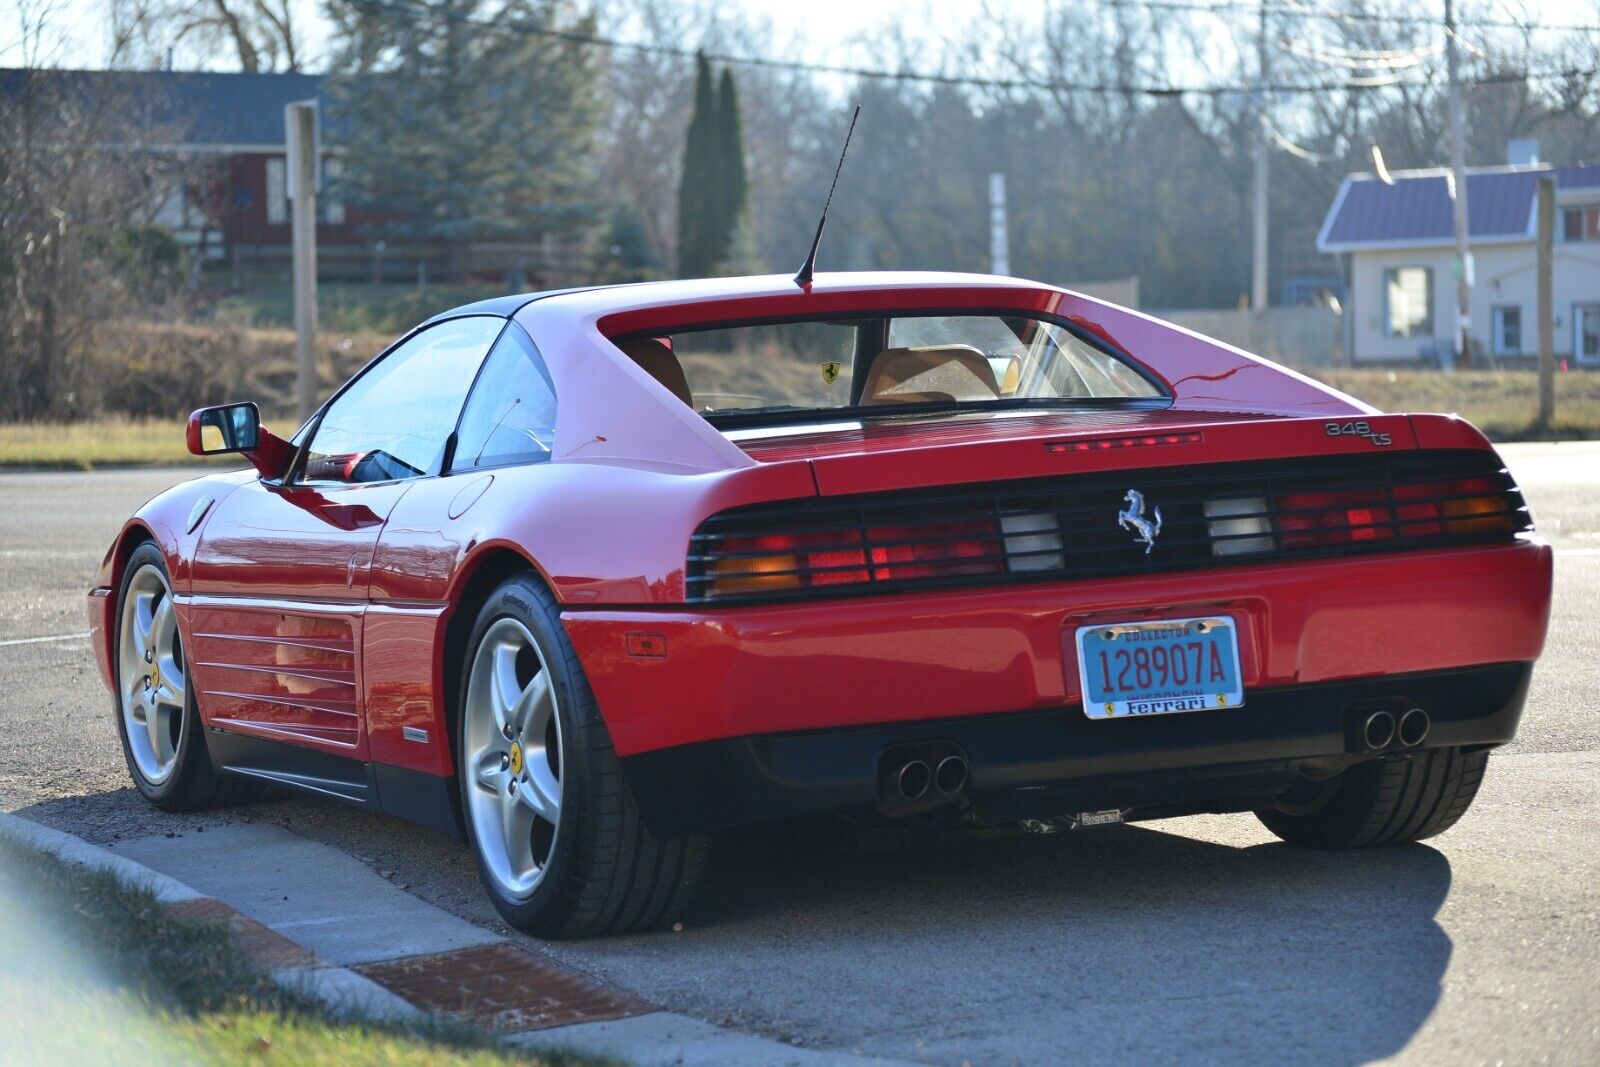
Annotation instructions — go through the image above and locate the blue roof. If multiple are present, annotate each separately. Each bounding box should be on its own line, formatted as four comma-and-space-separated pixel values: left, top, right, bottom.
1317, 163, 1600, 252
0, 68, 330, 147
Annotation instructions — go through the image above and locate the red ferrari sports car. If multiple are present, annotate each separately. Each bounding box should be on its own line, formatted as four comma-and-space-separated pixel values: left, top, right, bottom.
90, 272, 1551, 938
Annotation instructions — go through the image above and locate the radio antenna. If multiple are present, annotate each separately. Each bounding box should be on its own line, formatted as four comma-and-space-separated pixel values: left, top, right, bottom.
793, 105, 860, 289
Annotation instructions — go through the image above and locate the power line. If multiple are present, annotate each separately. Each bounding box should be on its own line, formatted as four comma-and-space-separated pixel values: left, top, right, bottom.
350, 0, 1599, 98
1135, 0, 1600, 34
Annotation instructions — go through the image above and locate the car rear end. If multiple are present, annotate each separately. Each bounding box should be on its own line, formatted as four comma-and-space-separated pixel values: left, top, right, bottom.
538, 277, 1550, 841
565, 409, 1550, 838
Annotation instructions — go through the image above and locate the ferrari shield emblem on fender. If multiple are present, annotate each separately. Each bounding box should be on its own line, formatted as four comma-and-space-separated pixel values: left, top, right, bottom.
820, 361, 841, 385
1117, 489, 1162, 554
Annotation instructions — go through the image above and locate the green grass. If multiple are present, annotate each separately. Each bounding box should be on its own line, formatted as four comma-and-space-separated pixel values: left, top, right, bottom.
0, 836, 614, 1065
1313, 368, 1600, 441
0, 418, 223, 470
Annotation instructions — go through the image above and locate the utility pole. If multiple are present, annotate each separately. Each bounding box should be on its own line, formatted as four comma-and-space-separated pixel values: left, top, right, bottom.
1446, 0, 1473, 370
286, 101, 319, 425
1537, 176, 1556, 425
1251, 0, 1270, 312
989, 172, 1010, 277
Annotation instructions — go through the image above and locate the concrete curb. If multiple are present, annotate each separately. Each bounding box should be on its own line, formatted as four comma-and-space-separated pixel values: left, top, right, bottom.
0, 813, 910, 1065
0, 810, 203, 904
0, 811, 420, 1027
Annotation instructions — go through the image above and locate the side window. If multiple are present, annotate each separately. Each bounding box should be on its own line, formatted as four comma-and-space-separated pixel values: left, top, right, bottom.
301, 316, 504, 483
451, 323, 558, 471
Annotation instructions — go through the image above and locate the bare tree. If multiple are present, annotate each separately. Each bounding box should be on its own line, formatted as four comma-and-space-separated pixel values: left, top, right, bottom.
2, 0, 195, 419
122, 0, 304, 71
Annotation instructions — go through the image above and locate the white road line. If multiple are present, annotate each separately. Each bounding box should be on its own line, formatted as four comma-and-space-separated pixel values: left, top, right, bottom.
0, 632, 90, 648
1558, 548, 1600, 558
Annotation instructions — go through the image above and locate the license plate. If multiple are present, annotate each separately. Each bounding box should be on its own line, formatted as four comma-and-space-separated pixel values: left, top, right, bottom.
1074, 616, 1244, 719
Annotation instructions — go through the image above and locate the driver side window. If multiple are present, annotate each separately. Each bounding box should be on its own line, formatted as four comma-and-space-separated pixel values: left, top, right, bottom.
300, 316, 505, 483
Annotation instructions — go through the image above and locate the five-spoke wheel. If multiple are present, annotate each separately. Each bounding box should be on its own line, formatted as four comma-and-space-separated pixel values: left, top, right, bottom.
118, 562, 186, 785
113, 542, 258, 811
457, 572, 706, 938
464, 616, 564, 901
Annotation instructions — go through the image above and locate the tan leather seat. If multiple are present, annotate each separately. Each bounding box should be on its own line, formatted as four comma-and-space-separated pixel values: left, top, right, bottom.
616, 337, 693, 407
861, 344, 1000, 405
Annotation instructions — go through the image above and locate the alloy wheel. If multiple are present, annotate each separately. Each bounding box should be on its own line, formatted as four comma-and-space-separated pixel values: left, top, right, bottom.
118, 564, 186, 785
464, 617, 564, 900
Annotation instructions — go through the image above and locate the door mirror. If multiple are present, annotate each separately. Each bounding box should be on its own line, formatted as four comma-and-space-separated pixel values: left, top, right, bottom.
187, 403, 261, 456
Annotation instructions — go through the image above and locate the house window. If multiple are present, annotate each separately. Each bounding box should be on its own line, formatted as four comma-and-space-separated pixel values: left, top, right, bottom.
321, 156, 345, 226
1563, 206, 1600, 242
265, 157, 287, 225
1492, 306, 1522, 356
1383, 266, 1433, 339
267, 155, 343, 226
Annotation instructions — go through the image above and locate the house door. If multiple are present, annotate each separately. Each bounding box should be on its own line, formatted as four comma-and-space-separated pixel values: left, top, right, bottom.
1575, 304, 1600, 366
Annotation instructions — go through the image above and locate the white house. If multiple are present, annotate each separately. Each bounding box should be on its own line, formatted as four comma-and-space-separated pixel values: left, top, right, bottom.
1317, 158, 1600, 366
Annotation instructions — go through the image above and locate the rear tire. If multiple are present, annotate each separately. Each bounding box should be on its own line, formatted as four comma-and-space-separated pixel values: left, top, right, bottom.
113, 543, 263, 811
1257, 747, 1489, 850
457, 570, 707, 939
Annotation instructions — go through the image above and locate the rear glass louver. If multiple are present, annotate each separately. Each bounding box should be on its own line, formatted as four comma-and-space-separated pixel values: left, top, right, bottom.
685, 450, 1533, 603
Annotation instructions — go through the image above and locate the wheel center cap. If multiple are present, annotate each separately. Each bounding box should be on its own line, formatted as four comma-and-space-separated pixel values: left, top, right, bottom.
508, 742, 524, 776
149, 662, 161, 690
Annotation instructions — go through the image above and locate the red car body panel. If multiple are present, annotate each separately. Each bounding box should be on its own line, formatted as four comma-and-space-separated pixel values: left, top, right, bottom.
563, 541, 1551, 757
86, 272, 1552, 835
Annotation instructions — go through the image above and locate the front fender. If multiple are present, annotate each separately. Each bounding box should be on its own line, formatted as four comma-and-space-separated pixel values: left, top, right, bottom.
88, 471, 252, 693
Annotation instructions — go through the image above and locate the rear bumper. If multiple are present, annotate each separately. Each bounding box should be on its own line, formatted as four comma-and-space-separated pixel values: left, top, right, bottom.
562, 541, 1553, 757
620, 662, 1533, 838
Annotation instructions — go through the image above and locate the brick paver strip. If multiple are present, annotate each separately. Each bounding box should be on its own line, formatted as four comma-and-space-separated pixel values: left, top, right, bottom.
165, 897, 318, 971
354, 942, 657, 1032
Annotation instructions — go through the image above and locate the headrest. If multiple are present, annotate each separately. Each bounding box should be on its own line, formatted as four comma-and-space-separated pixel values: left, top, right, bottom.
616, 337, 692, 407
861, 344, 999, 405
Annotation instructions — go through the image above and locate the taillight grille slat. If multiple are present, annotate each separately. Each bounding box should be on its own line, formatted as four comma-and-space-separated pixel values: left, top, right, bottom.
685, 450, 1533, 602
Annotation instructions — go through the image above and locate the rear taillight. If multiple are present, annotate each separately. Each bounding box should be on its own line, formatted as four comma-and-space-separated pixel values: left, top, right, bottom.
1277, 488, 1395, 548
1212, 474, 1522, 554
703, 520, 1006, 598
865, 520, 1002, 582
1394, 475, 1518, 536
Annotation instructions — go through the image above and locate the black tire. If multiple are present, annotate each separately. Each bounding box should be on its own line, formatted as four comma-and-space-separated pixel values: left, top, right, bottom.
113, 543, 263, 811
457, 570, 707, 939
1258, 747, 1489, 850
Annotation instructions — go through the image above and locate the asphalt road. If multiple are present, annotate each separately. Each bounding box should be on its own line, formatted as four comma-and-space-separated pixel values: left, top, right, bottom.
2, 446, 1597, 1065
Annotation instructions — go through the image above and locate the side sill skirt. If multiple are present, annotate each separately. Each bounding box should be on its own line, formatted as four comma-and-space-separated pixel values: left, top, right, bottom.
206, 728, 463, 841
223, 765, 369, 804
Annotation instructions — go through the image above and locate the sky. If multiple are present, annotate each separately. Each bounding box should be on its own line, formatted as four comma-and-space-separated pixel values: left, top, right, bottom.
3, 0, 1597, 73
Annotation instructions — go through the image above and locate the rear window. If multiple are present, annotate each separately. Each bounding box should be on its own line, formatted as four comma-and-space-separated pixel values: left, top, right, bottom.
615, 312, 1165, 429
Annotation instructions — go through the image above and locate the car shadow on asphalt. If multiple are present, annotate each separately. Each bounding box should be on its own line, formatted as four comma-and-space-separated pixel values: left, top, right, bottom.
666, 818, 1456, 1064
16, 788, 1455, 1065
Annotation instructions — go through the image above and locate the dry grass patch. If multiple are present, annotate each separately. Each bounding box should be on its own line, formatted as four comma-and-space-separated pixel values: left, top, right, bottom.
0, 418, 216, 469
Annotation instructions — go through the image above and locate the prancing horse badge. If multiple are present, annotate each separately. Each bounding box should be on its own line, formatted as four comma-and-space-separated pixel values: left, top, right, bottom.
1117, 489, 1162, 554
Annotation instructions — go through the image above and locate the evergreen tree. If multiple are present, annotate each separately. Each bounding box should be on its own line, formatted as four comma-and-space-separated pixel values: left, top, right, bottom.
328, 0, 602, 279
712, 66, 748, 271
677, 57, 749, 277
676, 53, 718, 276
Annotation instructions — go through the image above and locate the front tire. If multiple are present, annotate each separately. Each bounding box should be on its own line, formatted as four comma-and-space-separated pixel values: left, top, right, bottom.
457, 571, 706, 939
1257, 747, 1489, 850
113, 543, 260, 811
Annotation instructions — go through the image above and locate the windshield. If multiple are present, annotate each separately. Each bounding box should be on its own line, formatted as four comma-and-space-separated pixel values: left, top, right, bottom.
614, 312, 1165, 429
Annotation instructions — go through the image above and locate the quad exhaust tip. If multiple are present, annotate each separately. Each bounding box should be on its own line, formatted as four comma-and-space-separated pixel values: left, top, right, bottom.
1363, 710, 1397, 752
897, 759, 932, 800
1398, 707, 1431, 748
934, 755, 969, 795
